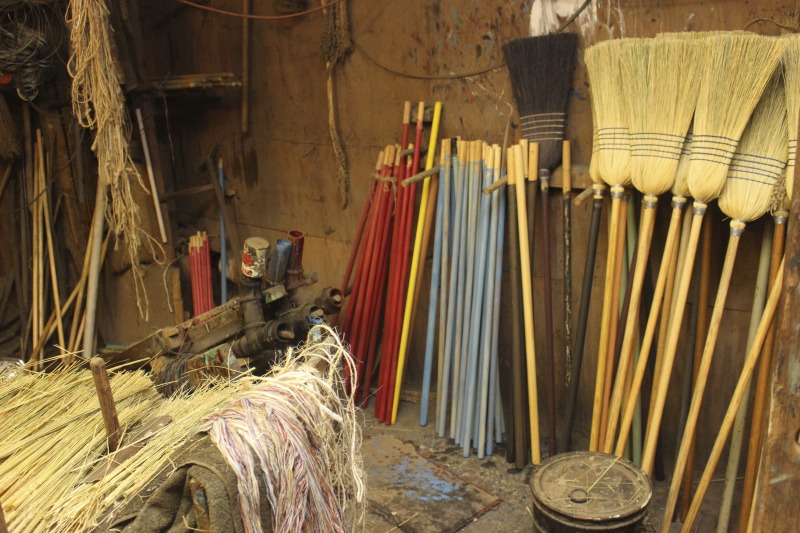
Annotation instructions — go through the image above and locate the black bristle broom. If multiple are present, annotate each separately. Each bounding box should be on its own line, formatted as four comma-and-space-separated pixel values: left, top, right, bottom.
502, 32, 578, 457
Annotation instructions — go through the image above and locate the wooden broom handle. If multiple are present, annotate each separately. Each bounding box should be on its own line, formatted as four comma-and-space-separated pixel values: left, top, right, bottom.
684, 258, 786, 532
90, 357, 121, 452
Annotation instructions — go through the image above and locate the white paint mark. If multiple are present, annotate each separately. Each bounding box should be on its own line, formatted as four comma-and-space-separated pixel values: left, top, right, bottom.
769, 473, 791, 485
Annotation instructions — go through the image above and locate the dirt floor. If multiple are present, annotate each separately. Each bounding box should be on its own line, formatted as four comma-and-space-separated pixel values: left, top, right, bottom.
361, 400, 734, 532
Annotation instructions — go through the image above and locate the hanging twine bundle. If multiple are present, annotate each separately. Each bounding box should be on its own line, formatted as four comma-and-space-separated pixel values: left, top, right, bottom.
687, 34, 788, 203
67, 0, 153, 316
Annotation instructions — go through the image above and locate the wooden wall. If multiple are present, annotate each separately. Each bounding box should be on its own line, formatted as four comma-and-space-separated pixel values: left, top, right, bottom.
131, 0, 800, 468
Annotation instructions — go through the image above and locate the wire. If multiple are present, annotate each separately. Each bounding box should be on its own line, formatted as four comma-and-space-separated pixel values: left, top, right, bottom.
354, 0, 593, 81
173, 0, 345, 20
744, 18, 800, 32
353, 40, 504, 80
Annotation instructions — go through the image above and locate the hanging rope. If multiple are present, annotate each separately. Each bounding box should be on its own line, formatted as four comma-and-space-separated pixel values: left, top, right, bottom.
67, 0, 159, 317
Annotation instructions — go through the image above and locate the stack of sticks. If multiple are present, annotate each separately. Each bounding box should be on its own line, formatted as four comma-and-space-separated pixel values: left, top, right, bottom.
26, 128, 108, 366
340, 101, 443, 422
421, 139, 507, 459
189, 231, 214, 315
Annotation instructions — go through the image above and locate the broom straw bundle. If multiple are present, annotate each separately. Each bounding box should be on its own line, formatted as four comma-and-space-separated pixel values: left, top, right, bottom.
641, 33, 787, 474
661, 72, 788, 527
584, 38, 636, 451
781, 35, 800, 200
603, 35, 702, 454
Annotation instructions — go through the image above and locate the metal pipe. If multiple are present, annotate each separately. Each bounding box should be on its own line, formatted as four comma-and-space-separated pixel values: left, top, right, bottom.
284, 230, 306, 289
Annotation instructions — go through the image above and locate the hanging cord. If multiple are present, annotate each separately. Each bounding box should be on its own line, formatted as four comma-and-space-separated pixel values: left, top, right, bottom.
173, 0, 344, 19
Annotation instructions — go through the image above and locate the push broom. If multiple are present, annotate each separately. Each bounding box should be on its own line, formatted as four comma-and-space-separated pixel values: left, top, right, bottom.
602, 35, 701, 454
662, 69, 788, 529
738, 35, 800, 532
584, 38, 636, 452
503, 33, 578, 455
643, 33, 787, 477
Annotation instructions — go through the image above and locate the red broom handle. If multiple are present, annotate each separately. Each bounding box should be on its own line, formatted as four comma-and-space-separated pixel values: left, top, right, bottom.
353, 162, 394, 393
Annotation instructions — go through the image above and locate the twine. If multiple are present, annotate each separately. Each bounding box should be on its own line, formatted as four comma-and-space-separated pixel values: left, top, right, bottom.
688, 133, 739, 166
521, 112, 566, 142
630, 132, 685, 161
596, 127, 631, 151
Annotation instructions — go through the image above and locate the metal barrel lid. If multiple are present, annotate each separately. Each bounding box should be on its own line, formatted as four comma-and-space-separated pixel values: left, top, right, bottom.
530, 451, 652, 523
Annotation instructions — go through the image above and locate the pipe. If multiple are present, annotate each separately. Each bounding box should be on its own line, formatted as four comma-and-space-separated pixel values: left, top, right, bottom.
284, 230, 306, 289
232, 319, 295, 357
218, 158, 227, 303
268, 238, 292, 286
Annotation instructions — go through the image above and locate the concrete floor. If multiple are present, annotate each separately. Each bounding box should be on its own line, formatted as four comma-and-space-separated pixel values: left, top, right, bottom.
361, 400, 734, 532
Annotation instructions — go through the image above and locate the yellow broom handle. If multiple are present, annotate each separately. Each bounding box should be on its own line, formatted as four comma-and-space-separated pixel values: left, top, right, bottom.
391, 102, 443, 423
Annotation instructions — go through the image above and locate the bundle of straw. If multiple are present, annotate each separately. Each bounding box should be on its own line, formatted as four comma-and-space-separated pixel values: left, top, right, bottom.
783, 35, 800, 201
3, 327, 364, 532
68, 0, 158, 318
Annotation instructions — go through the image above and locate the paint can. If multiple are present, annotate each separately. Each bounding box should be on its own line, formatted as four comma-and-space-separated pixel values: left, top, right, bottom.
241, 237, 270, 280
530, 451, 651, 532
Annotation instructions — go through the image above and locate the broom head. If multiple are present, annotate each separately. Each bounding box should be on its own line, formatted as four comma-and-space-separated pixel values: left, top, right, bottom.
503, 33, 578, 171
782, 34, 800, 200
687, 33, 788, 203
718, 73, 787, 223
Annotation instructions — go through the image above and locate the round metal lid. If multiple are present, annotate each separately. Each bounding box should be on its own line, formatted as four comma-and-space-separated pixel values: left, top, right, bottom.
531, 451, 652, 522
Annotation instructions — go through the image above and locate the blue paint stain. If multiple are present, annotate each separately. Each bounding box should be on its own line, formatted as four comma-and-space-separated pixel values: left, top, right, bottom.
390, 456, 465, 502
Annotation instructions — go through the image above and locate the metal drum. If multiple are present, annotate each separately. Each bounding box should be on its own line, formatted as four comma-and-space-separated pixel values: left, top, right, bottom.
530, 451, 652, 532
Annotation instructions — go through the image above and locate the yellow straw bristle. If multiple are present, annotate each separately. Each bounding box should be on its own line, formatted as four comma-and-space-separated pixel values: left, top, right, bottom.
687, 33, 788, 203
586, 39, 632, 187
629, 37, 702, 196
673, 131, 693, 196
718, 74, 787, 223
782, 34, 800, 200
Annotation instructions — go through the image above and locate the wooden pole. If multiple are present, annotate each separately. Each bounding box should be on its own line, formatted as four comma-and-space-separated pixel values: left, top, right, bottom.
739, 211, 787, 531
90, 357, 121, 452
683, 259, 785, 532
512, 143, 540, 464
82, 181, 107, 359
134, 108, 167, 244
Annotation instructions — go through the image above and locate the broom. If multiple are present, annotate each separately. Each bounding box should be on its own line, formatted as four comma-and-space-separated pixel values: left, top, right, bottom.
661, 70, 788, 526
584, 38, 636, 452
602, 35, 701, 453
738, 35, 800, 531
503, 32, 578, 456
641, 33, 787, 475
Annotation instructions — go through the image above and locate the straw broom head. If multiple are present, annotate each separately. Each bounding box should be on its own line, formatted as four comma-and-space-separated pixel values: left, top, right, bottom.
688, 33, 788, 203
629, 36, 702, 196
673, 129, 693, 196
502, 33, 579, 170
718, 73, 787, 223
782, 34, 800, 200
586, 39, 633, 187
